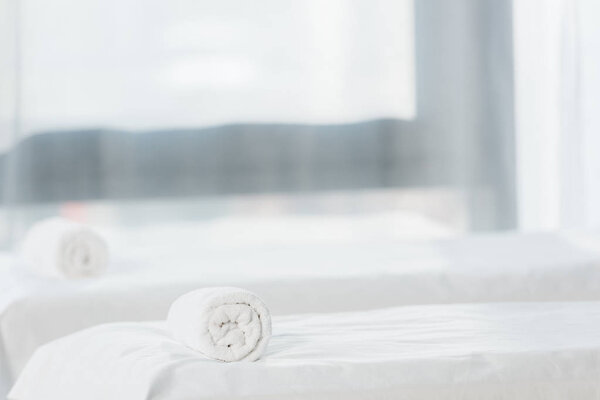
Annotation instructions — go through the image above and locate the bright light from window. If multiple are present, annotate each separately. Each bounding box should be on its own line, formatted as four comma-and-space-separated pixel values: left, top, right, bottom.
18, 0, 415, 135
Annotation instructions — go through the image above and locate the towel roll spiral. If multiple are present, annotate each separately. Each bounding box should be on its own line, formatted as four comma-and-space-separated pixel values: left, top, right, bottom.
21, 217, 109, 279
167, 287, 272, 362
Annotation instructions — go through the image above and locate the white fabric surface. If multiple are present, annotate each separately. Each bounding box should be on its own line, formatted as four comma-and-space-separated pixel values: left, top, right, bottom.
167, 287, 271, 362
19, 218, 108, 279
2, 230, 600, 397
10, 301, 600, 400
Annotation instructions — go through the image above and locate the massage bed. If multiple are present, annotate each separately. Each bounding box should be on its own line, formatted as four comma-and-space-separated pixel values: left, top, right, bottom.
2, 230, 600, 397
10, 301, 600, 399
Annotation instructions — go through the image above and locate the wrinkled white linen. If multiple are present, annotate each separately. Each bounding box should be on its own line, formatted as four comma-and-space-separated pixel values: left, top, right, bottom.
19, 218, 108, 279
10, 302, 600, 400
3, 230, 600, 397
167, 287, 271, 362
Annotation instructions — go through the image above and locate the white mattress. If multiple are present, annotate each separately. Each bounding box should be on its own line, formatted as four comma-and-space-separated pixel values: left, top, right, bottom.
2, 230, 600, 397
10, 301, 600, 400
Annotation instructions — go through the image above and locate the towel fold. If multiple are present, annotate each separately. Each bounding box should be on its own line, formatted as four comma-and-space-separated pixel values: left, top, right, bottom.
167, 287, 272, 362
20, 217, 109, 279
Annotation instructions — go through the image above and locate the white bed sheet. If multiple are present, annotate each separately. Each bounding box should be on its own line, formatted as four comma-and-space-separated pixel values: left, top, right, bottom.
2, 230, 600, 397
11, 301, 600, 400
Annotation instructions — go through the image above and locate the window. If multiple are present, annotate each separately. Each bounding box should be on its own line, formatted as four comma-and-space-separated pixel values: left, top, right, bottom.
0, 0, 515, 244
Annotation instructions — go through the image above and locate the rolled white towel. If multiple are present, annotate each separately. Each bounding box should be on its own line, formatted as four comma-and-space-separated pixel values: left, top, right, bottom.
167, 287, 272, 362
20, 217, 109, 279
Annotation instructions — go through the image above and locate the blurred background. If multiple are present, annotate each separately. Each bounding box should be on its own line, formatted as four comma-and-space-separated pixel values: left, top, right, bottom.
0, 0, 598, 248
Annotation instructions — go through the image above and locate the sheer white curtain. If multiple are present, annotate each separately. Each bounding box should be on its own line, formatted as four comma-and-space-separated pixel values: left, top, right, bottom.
514, 0, 600, 230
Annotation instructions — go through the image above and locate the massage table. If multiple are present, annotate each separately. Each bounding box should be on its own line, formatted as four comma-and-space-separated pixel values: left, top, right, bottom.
2, 230, 600, 397
10, 301, 600, 399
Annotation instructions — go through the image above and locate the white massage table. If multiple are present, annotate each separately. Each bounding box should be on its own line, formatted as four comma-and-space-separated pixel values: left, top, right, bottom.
2, 230, 600, 397
10, 301, 600, 399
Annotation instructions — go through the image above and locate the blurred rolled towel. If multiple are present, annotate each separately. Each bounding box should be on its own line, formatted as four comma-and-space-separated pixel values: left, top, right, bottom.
168, 287, 272, 362
20, 217, 109, 279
